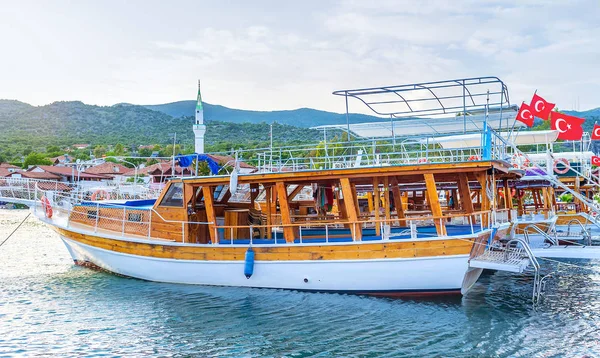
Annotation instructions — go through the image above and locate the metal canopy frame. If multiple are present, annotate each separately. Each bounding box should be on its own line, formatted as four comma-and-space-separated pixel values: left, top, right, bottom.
333, 76, 510, 118
333, 76, 513, 135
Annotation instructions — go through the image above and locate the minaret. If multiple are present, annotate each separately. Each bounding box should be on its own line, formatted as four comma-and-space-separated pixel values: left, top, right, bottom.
193, 80, 206, 153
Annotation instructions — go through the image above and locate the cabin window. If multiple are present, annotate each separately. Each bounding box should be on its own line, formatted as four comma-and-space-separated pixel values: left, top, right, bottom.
159, 182, 184, 207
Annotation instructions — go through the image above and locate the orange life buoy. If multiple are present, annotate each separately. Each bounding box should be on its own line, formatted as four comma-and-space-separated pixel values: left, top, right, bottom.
468, 155, 480, 161
91, 189, 110, 201
41, 196, 52, 218
498, 188, 516, 199
512, 153, 530, 168
553, 158, 570, 175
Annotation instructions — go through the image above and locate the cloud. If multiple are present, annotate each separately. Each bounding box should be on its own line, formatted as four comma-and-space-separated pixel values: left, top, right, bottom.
1, 0, 598, 113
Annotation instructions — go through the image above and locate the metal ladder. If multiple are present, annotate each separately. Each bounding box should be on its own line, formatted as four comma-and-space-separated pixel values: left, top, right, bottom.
522, 224, 559, 246
469, 235, 549, 304
560, 219, 592, 246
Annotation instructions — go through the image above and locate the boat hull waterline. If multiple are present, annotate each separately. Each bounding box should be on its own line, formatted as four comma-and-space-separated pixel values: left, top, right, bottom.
59, 233, 476, 296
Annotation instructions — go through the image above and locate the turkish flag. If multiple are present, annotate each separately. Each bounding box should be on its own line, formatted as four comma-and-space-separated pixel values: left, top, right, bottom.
516, 102, 534, 127
550, 111, 585, 141
592, 124, 600, 140
592, 156, 600, 166
530, 93, 555, 120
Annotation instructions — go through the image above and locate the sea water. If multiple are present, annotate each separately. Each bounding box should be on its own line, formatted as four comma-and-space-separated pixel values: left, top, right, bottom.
1, 209, 600, 357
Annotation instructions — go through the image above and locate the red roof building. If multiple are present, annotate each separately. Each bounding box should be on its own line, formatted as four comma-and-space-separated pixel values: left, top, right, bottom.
72, 144, 90, 150
27, 165, 107, 182
7, 171, 62, 180
125, 162, 192, 184
0, 163, 23, 177
49, 155, 72, 166
84, 162, 132, 178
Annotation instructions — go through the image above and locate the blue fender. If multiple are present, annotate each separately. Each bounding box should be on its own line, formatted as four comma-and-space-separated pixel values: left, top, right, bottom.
244, 247, 255, 279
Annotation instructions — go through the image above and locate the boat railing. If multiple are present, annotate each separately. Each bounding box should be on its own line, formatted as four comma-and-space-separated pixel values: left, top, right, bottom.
0, 177, 160, 207
219, 129, 512, 173
213, 211, 491, 245
38, 188, 494, 244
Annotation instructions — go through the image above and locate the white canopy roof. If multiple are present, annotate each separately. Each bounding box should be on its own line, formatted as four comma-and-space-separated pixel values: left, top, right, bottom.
311, 111, 522, 138
425, 130, 560, 149
526, 151, 595, 162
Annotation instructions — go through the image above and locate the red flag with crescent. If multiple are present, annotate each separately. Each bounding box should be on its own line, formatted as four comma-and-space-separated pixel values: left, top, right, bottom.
592, 156, 600, 166
530, 93, 555, 120
592, 124, 600, 140
550, 112, 585, 141
516, 102, 534, 127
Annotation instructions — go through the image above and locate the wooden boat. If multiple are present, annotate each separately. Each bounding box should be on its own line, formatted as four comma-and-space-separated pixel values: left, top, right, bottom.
36, 160, 518, 296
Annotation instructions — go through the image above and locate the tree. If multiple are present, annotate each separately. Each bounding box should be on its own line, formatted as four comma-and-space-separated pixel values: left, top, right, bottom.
75, 152, 90, 161
160, 144, 182, 157
139, 148, 152, 157
23, 152, 52, 168
46, 145, 61, 153
114, 143, 125, 156
93, 145, 106, 158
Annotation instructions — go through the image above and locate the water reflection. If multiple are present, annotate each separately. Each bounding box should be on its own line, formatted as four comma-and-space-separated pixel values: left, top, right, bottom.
1, 209, 600, 357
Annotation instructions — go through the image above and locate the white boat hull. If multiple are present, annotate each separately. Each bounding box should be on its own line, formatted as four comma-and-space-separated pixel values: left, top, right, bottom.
61, 236, 470, 295
531, 246, 600, 260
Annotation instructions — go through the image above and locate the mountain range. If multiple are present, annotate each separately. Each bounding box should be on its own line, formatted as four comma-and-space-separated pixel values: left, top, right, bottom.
143, 100, 382, 128
0, 98, 599, 160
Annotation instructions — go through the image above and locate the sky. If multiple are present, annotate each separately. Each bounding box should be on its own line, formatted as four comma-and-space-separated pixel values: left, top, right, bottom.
0, 0, 599, 114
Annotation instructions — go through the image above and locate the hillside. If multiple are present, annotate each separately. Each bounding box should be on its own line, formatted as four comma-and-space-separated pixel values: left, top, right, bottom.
144, 100, 384, 128
1, 98, 599, 161
0, 100, 325, 159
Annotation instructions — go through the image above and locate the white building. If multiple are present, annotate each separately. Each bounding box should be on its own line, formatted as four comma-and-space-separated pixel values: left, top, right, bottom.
193, 80, 207, 154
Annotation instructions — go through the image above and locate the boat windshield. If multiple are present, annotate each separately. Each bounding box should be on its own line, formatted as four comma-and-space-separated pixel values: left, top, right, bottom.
159, 182, 184, 207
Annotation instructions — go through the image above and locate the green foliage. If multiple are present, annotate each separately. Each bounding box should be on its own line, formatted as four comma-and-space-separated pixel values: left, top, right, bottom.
114, 143, 125, 156
559, 193, 574, 203
126, 176, 145, 183
160, 144, 183, 157
122, 157, 146, 168
139, 148, 153, 157
93, 146, 107, 158
23, 152, 52, 168
2, 99, 598, 163
74, 152, 90, 161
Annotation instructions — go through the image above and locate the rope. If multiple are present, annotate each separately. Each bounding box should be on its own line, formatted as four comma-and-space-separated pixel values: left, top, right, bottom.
0, 212, 30, 249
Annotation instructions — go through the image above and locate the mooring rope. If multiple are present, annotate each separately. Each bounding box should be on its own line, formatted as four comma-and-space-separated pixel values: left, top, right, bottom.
0, 212, 31, 249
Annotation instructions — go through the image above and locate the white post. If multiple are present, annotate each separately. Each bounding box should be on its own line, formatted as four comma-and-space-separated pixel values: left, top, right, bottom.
470, 214, 474, 234
147, 211, 152, 239
122, 207, 126, 237
95, 202, 100, 233
480, 213, 483, 231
